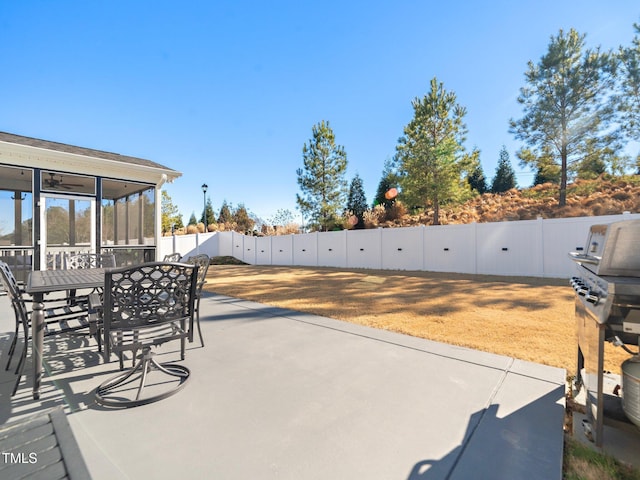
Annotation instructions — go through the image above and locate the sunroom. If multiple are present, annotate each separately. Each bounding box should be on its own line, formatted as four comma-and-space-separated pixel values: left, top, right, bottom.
0, 132, 181, 281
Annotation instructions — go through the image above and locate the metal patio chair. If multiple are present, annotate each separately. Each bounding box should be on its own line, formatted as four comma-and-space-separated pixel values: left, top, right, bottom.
185, 254, 210, 347
64, 252, 117, 270
95, 261, 198, 408
163, 252, 182, 262
0, 261, 94, 396
63, 252, 116, 306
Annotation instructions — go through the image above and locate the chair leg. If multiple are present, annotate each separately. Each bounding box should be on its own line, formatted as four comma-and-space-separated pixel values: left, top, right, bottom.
95, 348, 190, 408
12, 368, 22, 397
5, 310, 21, 370
12, 340, 28, 397
194, 297, 204, 347
196, 309, 204, 347
5, 330, 17, 370
14, 339, 26, 375
136, 357, 151, 401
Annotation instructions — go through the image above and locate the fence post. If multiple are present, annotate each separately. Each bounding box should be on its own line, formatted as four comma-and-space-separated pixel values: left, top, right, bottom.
472, 222, 478, 274
290, 234, 294, 265
344, 229, 348, 269
379, 227, 384, 269
421, 225, 426, 271
537, 216, 545, 277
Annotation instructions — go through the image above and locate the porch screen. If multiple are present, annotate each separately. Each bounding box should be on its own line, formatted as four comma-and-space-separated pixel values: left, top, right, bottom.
101, 180, 155, 246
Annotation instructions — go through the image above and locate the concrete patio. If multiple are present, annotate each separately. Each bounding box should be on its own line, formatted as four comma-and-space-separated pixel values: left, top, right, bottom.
0, 291, 566, 479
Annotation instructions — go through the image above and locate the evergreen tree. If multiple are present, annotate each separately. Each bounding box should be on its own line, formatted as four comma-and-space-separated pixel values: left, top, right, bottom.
233, 204, 255, 233
618, 24, 640, 141
518, 147, 561, 185
200, 197, 216, 227
467, 155, 488, 194
491, 146, 517, 193
346, 173, 368, 229
296, 120, 348, 231
188, 212, 197, 226
533, 163, 561, 185
617, 22, 640, 172
161, 190, 183, 234
395, 77, 475, 225
373, 158, 400, 209
217, 200, 233, 224
510, 28, 618, 206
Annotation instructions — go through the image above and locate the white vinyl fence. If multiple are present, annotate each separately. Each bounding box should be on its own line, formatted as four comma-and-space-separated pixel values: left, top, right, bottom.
160, 212, 640, 278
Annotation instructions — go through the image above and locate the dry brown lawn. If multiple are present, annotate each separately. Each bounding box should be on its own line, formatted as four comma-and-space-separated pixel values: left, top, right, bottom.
204, 265, 629, 375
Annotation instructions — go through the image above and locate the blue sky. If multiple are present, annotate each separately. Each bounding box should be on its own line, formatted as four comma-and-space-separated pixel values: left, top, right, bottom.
1, 1, 639, 224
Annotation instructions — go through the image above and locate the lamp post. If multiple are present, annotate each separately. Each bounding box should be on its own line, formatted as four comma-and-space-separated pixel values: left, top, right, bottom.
201, 183, 208, 225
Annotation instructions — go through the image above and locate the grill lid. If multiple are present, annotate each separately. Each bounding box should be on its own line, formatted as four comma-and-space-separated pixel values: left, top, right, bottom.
569, 219, 640, 277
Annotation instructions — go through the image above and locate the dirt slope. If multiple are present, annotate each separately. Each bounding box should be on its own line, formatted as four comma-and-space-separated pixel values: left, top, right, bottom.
381, 177, 640, 227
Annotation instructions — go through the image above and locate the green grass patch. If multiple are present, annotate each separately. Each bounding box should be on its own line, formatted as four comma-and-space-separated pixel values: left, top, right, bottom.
210, 256, 248, 265
563, 435, 640, 480
567, 182, 600, 197
520, 186, 559, 199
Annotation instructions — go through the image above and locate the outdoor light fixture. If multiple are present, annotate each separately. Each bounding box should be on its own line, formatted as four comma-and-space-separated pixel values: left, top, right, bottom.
201, 183, 208, 224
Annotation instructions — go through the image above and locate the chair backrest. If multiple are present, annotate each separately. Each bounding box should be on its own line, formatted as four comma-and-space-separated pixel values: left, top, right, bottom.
65, 253, 116, 269
0, 260, 30, 326
103, 262, 198, 333
163, 252, 182, 262
0, 260, 19, 297
185, 254, 210, 289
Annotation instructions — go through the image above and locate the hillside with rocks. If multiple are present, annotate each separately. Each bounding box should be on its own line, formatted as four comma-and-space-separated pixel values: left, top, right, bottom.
379, 177, 640, 227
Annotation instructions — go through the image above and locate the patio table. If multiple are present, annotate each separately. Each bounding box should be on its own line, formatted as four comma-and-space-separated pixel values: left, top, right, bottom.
25, 268, 107, 399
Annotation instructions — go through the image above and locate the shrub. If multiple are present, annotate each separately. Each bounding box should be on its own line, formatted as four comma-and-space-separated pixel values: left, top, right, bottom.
279, 223, 300, 235
612, 191, 632, 201
363, 205, 386, 228
386, 201, 407, 221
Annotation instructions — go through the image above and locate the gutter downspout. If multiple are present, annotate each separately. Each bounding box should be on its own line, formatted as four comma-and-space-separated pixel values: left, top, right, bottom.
155, 174, 168, 260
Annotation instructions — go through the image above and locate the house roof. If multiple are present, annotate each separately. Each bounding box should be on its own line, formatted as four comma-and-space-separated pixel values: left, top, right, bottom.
0, 131, 179, 174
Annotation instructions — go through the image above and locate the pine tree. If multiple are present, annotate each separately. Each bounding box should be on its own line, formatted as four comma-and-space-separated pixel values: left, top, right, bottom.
533, 162, 561, 185
217, 200, 233, 224
467, 157, 488, 194
296, 120, 348, 231
491, 147, 517, 193
233, 204, 254, 233
200, 197, 216, 227
346, 174, 368, 229
618, 23, 640, 163
518, 147, 561, 185
188, 212, 197, 226
510, 28, 618, 205
373, 158, 399, 209
395, 77, 475, 225
161, 190, 183, 234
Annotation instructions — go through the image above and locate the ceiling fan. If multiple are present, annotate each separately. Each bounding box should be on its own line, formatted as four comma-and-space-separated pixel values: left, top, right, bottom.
43, 172, 83, 190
